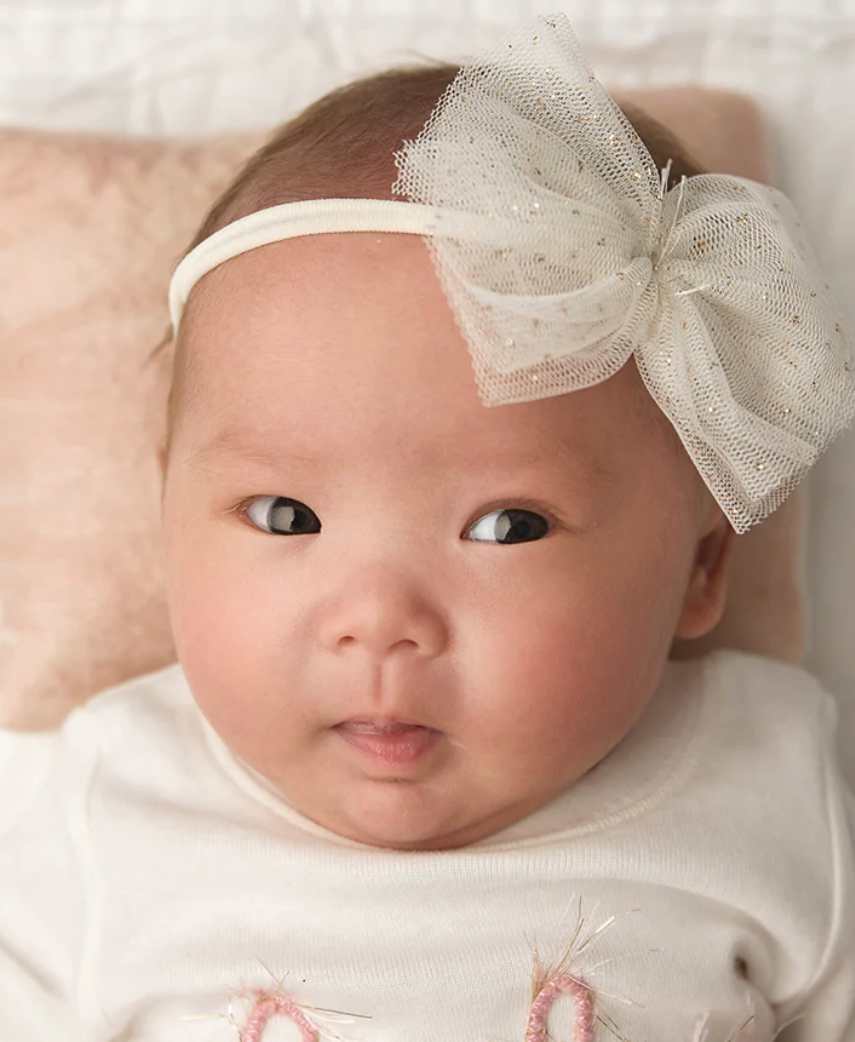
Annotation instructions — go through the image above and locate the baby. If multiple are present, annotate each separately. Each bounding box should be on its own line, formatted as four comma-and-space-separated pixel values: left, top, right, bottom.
1, 14, 854, 1042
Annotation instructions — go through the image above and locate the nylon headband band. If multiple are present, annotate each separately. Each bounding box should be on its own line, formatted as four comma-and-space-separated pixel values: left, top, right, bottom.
168, 198, 506, 332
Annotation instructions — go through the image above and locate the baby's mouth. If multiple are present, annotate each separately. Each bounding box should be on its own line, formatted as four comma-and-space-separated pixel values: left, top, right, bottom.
335, 720, 441, 767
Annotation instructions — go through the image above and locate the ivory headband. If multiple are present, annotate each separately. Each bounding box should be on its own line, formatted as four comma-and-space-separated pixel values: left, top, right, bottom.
167, 13, 854, 534
169, 199, 504, 332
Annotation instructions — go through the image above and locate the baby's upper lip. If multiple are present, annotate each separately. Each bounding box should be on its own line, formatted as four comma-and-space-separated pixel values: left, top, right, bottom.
338, 717, 432, 732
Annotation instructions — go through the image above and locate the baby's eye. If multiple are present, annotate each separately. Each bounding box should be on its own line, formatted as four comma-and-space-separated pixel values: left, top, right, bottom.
243, 496, 321, 536
465, 508, 550, 545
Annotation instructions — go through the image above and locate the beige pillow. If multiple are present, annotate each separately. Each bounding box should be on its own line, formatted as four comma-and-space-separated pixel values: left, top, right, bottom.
0, 129, 263, 729
0, 90, 802, 731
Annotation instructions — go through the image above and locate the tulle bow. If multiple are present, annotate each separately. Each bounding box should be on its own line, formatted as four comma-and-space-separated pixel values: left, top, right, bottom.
394, 13, 854, 531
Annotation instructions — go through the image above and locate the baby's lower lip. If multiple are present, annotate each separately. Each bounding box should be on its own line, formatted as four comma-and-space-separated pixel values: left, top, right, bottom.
335, 723, 440, 768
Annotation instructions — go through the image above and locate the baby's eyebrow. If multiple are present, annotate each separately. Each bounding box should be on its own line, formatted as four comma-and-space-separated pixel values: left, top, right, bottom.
183, 429, 317, 471
184, 426, 615, 483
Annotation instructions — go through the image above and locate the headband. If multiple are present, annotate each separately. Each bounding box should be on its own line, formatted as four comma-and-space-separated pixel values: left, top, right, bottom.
168, 13, 854, 534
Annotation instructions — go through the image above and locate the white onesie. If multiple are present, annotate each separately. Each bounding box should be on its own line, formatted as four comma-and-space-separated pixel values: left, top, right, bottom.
0, 650, 853, 1042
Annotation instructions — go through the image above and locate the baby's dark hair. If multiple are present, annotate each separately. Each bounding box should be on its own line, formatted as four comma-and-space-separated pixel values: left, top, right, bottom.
161, 63, 706, 447
189, 63, 704, 248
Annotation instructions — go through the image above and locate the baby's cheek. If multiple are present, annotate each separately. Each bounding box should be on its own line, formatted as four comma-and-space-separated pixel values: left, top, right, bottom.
166, 544, 278, 711
466, 576, 597, 713
471, 549, 672, 751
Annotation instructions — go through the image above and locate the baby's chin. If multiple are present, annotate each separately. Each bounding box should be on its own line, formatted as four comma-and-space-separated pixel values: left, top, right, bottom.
297, 774, 562, 851
307, 783, 477, 851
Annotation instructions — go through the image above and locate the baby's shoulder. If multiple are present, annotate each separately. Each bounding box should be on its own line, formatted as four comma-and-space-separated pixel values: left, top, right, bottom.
54, 662, 204, 781
63, 661, 195, 738
0, 664, 201, 839
693, 648, 837, 729
658, 650, 838, 778
669, 649, 841, 813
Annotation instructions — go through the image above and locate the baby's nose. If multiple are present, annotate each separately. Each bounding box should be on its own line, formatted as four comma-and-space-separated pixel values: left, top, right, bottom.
316, 569, 448, 659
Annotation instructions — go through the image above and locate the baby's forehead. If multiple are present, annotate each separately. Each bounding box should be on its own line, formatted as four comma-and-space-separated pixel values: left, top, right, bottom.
181, 234, 469, 394
173, 233, 665, 480
184, 233, 450, 360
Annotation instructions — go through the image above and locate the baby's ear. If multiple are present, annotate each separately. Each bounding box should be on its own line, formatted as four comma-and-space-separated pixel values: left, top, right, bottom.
673, 511, 736, 640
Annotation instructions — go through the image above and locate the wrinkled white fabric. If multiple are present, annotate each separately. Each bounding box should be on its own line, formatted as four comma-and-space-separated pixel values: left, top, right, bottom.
0, 651, 853, 1041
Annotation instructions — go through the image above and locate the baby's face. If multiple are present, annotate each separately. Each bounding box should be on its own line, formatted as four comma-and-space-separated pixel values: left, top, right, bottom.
162, 234, 718, 850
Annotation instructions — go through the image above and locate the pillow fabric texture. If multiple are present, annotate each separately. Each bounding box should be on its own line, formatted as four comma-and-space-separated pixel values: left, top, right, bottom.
0, 129, 263, 728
